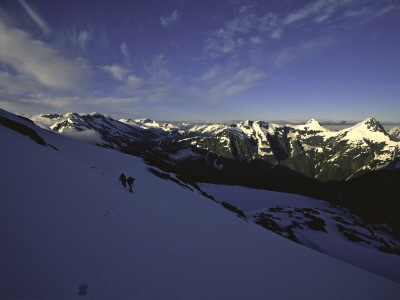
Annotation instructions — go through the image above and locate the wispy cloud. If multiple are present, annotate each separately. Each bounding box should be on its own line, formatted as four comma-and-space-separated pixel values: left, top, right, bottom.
201, 66, 220, 82
0, 19, 91, 91
250, 36, 261, 45
377, 4, 397, 17
101, 64, 129, 81
205, 28, 242, 57
17, 0, 51, 35
101, 64, 143, 89
259, 13, 282, 40
78, 30, 90, 50
283, 0, 399, 27
225, 11, 257, 34
100, 54, 173, 102
283, 0, 336, 25
343, 3, 398, 20
100, 53, 264, 106
0, 5, 98, 116
160, 10, 179, 28
204, 68, 265, 103
205, 0, 400, 59
67, 26, 92, 51
204, 10, 282, 57
273, 38, 334, 69
145, 54, 172, 84
125, 74, 143, 87
189, 66, 266, 104
120, 42, 130, 65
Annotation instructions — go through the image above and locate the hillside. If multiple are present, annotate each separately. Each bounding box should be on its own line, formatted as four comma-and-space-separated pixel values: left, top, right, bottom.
2, 109, 400, 298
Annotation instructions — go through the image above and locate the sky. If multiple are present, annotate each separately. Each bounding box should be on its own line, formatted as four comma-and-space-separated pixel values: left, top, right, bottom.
0, 0, 399, 123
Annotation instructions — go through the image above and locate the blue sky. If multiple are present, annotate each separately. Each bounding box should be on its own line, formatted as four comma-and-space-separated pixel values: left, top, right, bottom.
0, 0, 399, 122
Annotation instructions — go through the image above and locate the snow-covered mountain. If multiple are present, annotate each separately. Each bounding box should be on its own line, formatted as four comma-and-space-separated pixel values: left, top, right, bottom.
34, 113, 400, 175
30, 113, 400, 182
30, 112, 175, 154
294, 118, 332, 132
170, 117, 399, 181
2, 108, 400, 299
389, 127, 400, 142
281, 118, 400, 181
27, 112, 400, 227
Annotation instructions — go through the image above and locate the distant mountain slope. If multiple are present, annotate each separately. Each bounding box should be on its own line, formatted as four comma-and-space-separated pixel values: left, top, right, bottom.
30, 112, 400, 183
281, 118, 399, 181
27, 112, 400, 227
2, 108, 400, 299
389, 127, 400, 142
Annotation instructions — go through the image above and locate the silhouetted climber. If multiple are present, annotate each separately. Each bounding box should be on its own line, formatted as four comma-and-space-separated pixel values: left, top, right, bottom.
119, 173, 127, 188
127, 177, 135, 193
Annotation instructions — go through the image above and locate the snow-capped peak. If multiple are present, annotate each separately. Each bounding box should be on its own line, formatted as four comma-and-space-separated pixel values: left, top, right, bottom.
359, 117, 386, 133
293, 118, 330, 132
65, 112, 80, 118
242, 120, 254, 126
303, 119, 330, 132
338, 117, 391, 144
134, 118, 154, 124
306, 118, 318, 124
349, 118, 386, 134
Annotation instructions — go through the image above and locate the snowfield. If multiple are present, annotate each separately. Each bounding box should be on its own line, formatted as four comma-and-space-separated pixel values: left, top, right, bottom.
199, 184, 400, 283
1, 108, 400, 299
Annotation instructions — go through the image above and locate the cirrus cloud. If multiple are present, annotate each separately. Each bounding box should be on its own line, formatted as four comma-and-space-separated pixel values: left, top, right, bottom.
17, 0, 51, 35
160, 10, 179, 28
0, 18, 91, 91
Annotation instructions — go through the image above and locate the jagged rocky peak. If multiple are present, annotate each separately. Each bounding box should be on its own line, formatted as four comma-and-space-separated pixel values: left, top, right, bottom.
338, 117, 391, 144
65, 112, 81, 118
240, 120, 254, 127
88, 112, 111, 119
51, 119, 83, 132
237, 120, 270, 130
361, 117, 386, 133
254, 120, 269, 128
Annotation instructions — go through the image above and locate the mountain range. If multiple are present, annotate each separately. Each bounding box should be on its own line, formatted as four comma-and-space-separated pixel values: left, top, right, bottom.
2, 107, 400, 298
30, 112, 400, 180
26, 112, 400, 226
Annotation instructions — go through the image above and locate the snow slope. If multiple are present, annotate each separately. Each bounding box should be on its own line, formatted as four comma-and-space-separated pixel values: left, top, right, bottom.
1, 109, 400, 299
199, 184, 400, 284
337, 118, 394, 145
